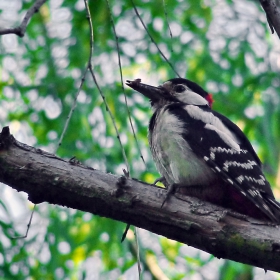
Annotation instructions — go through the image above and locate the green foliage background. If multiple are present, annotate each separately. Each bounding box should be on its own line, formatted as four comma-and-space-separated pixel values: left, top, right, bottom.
0, 0, 280, 279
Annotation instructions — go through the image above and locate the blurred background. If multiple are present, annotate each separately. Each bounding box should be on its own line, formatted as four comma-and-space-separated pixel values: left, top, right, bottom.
0, 0, 280, 279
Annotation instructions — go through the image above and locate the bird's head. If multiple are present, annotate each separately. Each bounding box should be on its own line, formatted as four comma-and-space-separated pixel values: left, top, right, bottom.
126, 78, 213, 109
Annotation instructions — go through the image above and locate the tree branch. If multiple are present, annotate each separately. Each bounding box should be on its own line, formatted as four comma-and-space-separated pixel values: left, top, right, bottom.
259, 0, 280, 38
0, 126, 280, 272
0, 0, 47, 37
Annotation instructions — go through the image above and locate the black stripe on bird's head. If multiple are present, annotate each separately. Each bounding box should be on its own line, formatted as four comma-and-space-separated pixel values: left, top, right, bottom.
126, 78, 213, 108
164, 78, 213, 108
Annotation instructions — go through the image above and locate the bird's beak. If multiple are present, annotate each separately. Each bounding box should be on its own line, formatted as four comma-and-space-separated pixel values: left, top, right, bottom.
126, 79, 168, 101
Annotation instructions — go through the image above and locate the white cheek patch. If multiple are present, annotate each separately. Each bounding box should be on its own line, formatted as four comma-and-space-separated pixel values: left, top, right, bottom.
177, 90, 209, 106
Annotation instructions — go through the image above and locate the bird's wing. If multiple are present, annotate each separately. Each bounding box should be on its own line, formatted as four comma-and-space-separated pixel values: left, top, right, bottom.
167, 103, 280, 222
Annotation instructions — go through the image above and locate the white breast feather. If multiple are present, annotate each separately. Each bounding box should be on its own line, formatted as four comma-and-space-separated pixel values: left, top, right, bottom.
150, 108, 216, 186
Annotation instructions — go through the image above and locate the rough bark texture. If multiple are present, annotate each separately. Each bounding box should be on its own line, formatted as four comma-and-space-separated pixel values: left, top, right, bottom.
0, 126, 280, 272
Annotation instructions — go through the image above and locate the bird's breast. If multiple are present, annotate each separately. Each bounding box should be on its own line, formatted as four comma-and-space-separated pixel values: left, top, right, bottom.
149, 107, 216, 186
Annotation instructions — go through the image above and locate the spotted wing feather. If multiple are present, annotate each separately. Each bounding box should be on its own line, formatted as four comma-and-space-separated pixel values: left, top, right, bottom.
168, 104, 280, 222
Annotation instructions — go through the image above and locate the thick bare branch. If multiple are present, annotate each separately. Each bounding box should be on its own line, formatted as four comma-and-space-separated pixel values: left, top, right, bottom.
0, 0, 47, 37
260, 0, 280, 38
0, 126, 280, 272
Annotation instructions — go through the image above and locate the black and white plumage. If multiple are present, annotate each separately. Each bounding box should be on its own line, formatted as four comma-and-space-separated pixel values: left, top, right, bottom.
126, 78, 280, 223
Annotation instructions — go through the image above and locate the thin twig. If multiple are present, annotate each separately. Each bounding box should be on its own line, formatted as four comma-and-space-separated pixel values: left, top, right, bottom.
162, 0, 173, 39
4, 0, 48, 240
106, 3, 143, 275
88, 68, 130, 175
0, 0, 47, 37
131, 0, 180, 78
12, 5, 89, 240
85, 0, 130, 175
55, 72, 88, 153
11, 0, 91, 240
106, 0, 146, 167
11, 205, 36, 239
55, 5, 95, 153
134, 227, 142, 278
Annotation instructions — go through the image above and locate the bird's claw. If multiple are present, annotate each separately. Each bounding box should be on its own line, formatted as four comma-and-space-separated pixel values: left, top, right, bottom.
161, 183, 178, 208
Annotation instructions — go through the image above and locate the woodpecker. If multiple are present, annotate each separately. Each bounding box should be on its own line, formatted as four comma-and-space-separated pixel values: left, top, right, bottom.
126, 78, 280, 223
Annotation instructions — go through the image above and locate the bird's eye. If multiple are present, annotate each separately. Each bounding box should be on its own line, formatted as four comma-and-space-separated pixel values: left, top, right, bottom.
174, 85, 185, 93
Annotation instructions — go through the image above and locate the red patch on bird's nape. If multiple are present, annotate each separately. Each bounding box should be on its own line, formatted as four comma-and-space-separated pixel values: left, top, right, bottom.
206, 93, 214, 108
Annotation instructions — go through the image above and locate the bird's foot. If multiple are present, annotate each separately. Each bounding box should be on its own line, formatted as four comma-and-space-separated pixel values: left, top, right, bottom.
153, 176, 168, 187
161, 183, 179, 208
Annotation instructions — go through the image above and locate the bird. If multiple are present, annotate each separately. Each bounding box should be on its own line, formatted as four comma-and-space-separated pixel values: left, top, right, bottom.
126, 77, 280, 223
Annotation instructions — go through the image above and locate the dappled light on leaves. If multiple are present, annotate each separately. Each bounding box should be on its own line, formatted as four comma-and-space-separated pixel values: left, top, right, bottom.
0, 0, 280, 279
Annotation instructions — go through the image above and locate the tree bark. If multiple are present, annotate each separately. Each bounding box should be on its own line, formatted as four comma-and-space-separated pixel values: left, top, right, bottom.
0, 126, 280, 272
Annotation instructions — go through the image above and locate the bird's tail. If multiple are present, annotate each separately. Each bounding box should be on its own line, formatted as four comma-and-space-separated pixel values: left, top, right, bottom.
264, 196, 280, 223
